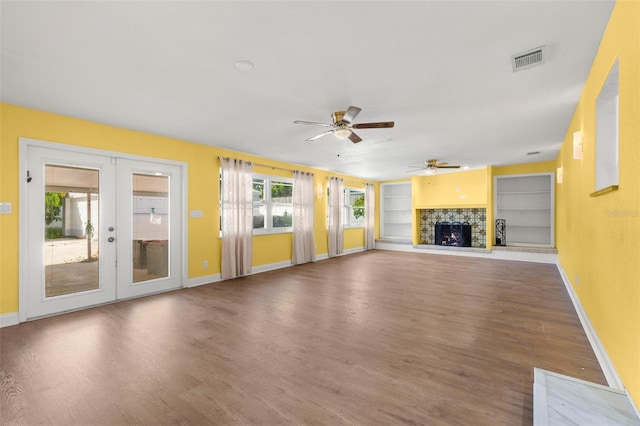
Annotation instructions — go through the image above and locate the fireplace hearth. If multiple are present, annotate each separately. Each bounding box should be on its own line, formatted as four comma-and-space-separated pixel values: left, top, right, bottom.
435, 221, 472, 247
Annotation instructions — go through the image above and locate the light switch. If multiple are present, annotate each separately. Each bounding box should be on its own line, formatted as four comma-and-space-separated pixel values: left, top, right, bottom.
190, 210, 203, 218
0, 202, 12, 214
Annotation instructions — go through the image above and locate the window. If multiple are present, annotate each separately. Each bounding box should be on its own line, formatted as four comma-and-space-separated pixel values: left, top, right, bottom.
253, 175, 293, 234
344, 187, 365, 227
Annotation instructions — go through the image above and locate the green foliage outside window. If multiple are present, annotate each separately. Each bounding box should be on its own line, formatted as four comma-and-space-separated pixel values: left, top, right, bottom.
45, 192, 66, 225
353, 194, 365, 219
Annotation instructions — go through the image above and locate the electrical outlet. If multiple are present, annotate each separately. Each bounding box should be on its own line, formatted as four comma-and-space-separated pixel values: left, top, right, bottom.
203, 260, 208, 269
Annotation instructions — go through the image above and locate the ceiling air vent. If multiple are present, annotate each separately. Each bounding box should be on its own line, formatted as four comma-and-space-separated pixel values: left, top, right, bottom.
512, 46, 546, 72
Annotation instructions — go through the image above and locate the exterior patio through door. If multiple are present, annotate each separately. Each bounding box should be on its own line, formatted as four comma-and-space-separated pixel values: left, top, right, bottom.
20, 139, 185, 321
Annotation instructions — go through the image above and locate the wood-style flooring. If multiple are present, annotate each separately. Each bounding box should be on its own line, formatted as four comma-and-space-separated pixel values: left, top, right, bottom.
0, 250, 606, 425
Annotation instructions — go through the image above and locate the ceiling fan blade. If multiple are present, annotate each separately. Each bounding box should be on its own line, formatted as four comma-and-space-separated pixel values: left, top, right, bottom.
407, 165, 426, 168
352, 121, 395, 129
294, 120, 333, 127
405, 168, 426, 173
306, 130, 334, 141
349, 132, 363, 143
436, 165, 461, 169
342, 106, 362, 123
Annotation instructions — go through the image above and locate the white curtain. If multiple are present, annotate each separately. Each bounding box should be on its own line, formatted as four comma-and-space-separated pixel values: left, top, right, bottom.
220, 157, 253, 279
365, 183, 375, 250
292, 171, 316, 264
328, 177, 344, 257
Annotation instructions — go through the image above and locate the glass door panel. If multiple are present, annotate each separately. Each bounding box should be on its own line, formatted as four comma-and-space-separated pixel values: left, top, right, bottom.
116, 158, 182, 300
132, 173, 169, 283
44, 165, 100, 297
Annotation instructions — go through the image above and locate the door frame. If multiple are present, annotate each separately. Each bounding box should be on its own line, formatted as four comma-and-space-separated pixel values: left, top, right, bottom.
18, 137, 188, 322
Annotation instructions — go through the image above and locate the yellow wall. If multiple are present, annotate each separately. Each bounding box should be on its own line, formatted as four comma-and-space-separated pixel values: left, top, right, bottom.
413, 168, 488, 208
556, 0, 640, 405
0, 104, 375, 314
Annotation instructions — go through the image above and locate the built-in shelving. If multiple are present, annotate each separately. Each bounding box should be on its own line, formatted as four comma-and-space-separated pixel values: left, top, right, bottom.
495, 173, 554, 247
381, 182, 412, 240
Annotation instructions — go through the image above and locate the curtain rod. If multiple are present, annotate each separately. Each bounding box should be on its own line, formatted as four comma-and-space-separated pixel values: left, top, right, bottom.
220, 157, 298, 174
252, 162, 298, 173
326, 176, 371, 186
229, 158, 368, 183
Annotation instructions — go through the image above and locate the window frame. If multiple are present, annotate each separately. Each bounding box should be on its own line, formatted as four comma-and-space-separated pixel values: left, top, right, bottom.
344, 187, 365, 228
252, 173, 293, 235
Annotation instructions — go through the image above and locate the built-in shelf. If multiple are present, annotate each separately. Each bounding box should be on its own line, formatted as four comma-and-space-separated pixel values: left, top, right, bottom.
495, 173, 554, 248
381, 182, 412, 240
498, 190, 550, 195
590, 185, 619, 197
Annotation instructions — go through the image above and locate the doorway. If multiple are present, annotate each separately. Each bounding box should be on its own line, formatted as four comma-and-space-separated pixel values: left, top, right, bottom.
20, 139, 185, 320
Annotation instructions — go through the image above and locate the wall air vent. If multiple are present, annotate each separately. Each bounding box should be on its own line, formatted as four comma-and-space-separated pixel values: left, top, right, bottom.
512, 46, 546, 72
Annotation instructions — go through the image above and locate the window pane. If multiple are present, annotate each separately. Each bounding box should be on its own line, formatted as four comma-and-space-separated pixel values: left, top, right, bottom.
253, 204, 266, 229
132, 173, 169, 283
271, 180, 292, 202
44, 165, 99, 297
348, 189, 365, 225
272, 204, 292, 228
253, 179, 265, 202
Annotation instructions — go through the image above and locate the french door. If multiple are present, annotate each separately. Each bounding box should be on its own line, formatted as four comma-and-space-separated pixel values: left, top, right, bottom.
22, 142, 184, 320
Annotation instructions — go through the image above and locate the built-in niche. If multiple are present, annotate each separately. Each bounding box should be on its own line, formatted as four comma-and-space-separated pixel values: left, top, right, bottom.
593, 59, 619, 195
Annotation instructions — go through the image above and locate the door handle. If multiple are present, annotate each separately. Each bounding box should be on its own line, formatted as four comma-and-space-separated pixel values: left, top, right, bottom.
108, 237, 115, 242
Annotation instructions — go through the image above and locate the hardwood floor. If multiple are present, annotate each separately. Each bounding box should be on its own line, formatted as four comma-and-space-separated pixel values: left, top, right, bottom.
0, 250, 605, 425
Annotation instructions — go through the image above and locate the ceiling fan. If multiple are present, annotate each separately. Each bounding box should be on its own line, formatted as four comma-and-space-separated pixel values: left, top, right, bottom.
294, 106, 394, 143
407, 159, 461, 174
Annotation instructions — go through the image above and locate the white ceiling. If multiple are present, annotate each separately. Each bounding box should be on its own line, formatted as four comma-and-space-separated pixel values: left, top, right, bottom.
1, 1, 614, 181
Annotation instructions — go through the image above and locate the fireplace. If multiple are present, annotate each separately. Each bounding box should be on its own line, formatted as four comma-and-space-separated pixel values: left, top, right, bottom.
420, 208, 486, 248
434, 221, 472, 247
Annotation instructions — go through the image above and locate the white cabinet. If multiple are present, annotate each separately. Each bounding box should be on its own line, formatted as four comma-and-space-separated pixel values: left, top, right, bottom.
495, 173, 554, 247
381, 182, 412, 240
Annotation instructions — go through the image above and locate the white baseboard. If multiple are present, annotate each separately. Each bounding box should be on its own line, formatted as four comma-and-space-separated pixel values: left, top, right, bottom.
318, 247, 366, 260
187, 249, 366, 287
187, 274, 222, 288
556, 261, 624, 390
251, 260, 293, 274
0, 312, 19, 328
343, 247, 365, 255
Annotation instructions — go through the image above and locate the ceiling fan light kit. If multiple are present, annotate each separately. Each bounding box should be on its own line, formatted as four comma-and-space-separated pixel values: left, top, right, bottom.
334, 126, 352, 139
294, 106, 394, 144
407, 159, 461, 175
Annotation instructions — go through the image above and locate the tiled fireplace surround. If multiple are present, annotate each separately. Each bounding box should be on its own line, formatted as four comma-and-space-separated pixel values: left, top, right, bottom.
419, 208, 487, 248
